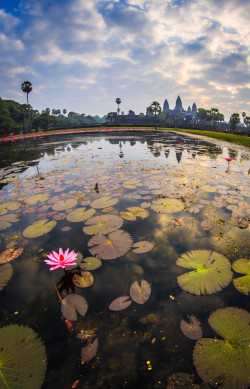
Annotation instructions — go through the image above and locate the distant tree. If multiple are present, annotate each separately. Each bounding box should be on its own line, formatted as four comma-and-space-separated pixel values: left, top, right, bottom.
242, 111, 246, 121
116, 98, 121, 115
45, 108, 50, 114
21, 81, 32, 105
33, 111, 58, 131
197, 108, 207, 122
229, 113, 240, 131
210, 108, 224, 128
63, 109, 67, 115
243, 116, 250, 127
0, 98, 14, 134
149, 101, 161, 129
139, 113, 144, 117
68, 111, 75, 119
52, 109, 56, 115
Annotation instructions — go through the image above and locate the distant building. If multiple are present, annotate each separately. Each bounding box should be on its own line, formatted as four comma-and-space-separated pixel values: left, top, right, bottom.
163, 96, 197, 123
106, 110, 162, 126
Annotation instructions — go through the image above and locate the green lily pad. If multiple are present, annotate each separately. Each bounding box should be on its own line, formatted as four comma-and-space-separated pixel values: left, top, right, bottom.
90, 196, 118, 209
52, 198, 77, 211
232, 258, 250, 295
0, 201, 22, 215
193, 307, 250, 389
0, 213, 21, 230
122, 179, 143, 189
61, 294, 88, 321
0, 263, 13, 291
73, 271, 94, 288
23, 219, 57, 238
120, 207, 149, 221
177, 250, 233, 295
66, 207, 96, 222
79, 257, 102, 271
0, 325, 47, 389
24, 193, 50, 205
151, 198, 184, 213
83, 214, 123, 235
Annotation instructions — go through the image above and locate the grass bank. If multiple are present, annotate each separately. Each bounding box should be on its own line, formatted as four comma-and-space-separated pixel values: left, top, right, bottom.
161, 128, 250, 148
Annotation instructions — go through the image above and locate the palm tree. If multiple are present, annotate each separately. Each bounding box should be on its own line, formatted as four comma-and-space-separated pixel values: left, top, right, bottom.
116, 98, 121, 115
149, 101, 161, 129
21, 81, 32, 105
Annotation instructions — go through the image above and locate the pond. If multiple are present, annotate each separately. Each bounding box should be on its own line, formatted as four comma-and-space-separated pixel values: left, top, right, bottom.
0, 130, 249, 389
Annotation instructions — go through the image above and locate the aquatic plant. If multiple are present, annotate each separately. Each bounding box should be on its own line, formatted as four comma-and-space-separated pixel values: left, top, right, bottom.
232, 258, 250, 295
0, 263, 13, 291
45, 248, 77, 270
151, 198, 184, 213
176, 250, 233, 295
23, 218, 57, 238
61, 293, 88, 321
83, 214, 123, 235
0, 325, 47, 389
193, 307, 250, 389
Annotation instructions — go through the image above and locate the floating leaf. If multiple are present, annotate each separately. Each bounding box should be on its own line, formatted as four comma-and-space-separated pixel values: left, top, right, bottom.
132, 241, 154, 254
61, 226, 72, 231
201, 185, 217, 192
140, 202, 151, 209
0, 248, 23, 264
79, 257, 102, 270
88, 230, 133, 260
61, 294, 88, 321
83, 214, 123, 235
193, 307, 250, 389
66, 207, 96, 222
129, 280, 151, 304
90, 196, 118, 209
81, 338, 98, 363
0, 325, 47, 388
120, 207, 149, 221
151, 198, 184, 213
0, 201, 22, 215
0, 263, 13, 291
177, 250, 233, 295
122, 179, 143, 189
109, 296, 132, 311
23, 219, 57, 238
24, 193, 50, 205
73, 271, 94, 288
66, 252, 83, 270
180, 316, 203, 340
232, 258, 250, 295
52, 198, 77, 211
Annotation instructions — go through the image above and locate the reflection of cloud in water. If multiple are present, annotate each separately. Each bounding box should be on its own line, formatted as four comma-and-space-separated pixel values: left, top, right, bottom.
175, 291, 225, 318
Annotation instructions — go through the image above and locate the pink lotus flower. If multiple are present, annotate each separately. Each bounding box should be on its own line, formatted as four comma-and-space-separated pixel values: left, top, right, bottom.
226, 158, 232, 162
45, 248, 77, 270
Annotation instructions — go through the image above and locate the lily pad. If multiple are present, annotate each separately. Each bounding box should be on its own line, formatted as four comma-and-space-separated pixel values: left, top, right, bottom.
0, 263, 13, 291
132, 241, 154, 254
129, 280, 151, 304
52, 198, 77, 211
66, 207, 96, 222
0, 213, 21, 230
81, 338, 98, 363
180, 316, 203, 340
79, 257, 102, 271
120, 207, 149, 221
90, 196, 118, 209
109, 296, 132, 311
83, 214, 123, 235
151, 198, 184, 213
66, 252, 83, 270
193, 307, 250, 389
24, 193, 50, 205
88, 230, 133, 260
0, 325, 47, 389
61, 294, 88, 321
232, 258, 250, 295
0, 248, 23, 264
122, 179, 143, 189
0, 201, 22, 215
73, 271, 94, 288
177, 250, 233, 295
23, 219, 57, 238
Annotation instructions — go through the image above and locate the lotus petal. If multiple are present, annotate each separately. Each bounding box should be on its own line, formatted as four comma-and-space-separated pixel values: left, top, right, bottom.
232, 258, 250, 295
151, 198, 184, 213
120, 207, 149, 221
180, 316, 203, 340
67, 252, 83, 270
79, 257, 102, 270
24, 193, 50, 205
132, 241, 154, 254
0, 248, 23, 264
81, 338, 98, 363
83, 214, 123, 235
90, 196, 118, 209
52, 198, 77, 211
0, 263, 13, 291
109, 296, 132, 311
177, 250, 233, 295
66, 207, 96, 222
61, 294, 88, 321
0, 325, 47, 388
193, 307, 250, 389
88, 230, 133, 260
73, 271, 94, 288
23, 219, 57, 238
129, 280, 151, 304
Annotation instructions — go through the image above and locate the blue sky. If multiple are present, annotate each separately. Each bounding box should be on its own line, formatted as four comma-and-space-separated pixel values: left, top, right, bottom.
0, 0, 249, 120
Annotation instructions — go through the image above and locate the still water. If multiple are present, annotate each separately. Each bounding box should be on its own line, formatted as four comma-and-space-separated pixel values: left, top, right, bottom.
0, 131, 249, 388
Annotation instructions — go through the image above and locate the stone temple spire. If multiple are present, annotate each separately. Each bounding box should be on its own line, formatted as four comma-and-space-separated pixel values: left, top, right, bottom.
163, 99, 169, 113
192, 103, 197, 113
175, 95, 183, 110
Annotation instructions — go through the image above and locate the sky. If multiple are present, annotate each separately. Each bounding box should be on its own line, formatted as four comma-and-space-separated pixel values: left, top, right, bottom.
0, 0, 249, 121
